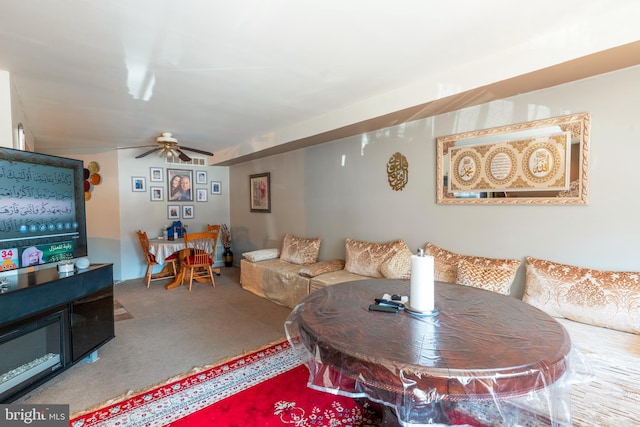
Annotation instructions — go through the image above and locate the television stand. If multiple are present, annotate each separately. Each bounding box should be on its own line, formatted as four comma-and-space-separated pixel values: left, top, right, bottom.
0, 264, 114, 402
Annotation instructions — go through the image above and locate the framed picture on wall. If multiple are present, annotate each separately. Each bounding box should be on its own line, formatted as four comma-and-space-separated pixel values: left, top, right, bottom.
132, 177, 146, 192
196, 188, 207, 202
167, 169, 193, 201
196, 170, 207, 184
249, 172, 270, 213
182, 205, 194, 219
211, 181, 221, 195
150, 167, 163, 182
150, 186, 164, 201
167, 205, 180, 220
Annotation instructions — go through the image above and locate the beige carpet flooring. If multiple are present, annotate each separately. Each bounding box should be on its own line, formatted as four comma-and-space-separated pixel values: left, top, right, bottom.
15, 266, 293, 414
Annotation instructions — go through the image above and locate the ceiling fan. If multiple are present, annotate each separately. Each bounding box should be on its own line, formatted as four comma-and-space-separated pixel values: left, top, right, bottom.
135, 133, 214, 162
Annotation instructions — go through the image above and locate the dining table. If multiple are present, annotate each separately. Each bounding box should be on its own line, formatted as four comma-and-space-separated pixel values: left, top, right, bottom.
147, 237, 187, 290
147, 237, 221, 290
285, 278, 574, 425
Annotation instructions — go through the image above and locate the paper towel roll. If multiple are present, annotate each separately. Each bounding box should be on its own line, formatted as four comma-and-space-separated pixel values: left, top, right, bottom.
410, 254, 435, 312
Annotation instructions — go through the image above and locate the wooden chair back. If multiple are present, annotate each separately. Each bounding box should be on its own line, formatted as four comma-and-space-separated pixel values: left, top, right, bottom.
183, 230, 220, 291
136, 230, 155, 263
207, 224, 221, 234
184, 231, 218, 266
136, 230, 177, 287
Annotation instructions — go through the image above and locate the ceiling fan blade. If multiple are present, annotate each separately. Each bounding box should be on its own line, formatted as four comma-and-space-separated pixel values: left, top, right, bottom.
180, 146, 214, 156
135, 147, 161, 158
176, 149, 192, 162
118, 144, 157, 150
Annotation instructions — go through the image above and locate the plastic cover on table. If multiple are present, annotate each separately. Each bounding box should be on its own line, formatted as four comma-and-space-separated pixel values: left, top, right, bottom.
284, 280, 593, 426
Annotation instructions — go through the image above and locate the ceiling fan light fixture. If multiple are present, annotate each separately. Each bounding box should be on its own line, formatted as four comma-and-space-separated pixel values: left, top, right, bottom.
135, 132, 212, 161
157, 132, 178, 144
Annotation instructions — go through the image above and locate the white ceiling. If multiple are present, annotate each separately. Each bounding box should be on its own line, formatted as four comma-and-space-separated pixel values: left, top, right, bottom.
1, 1, 639, 165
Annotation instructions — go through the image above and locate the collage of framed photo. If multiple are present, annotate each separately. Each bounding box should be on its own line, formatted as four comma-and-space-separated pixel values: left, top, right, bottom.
135, 168, 222, 220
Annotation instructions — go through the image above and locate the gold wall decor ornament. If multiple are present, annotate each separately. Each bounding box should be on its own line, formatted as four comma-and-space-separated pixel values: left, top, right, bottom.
387, 152, 408, 191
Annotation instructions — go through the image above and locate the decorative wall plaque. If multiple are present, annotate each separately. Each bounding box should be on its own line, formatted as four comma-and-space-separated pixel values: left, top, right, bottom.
436, 112, 590, 205
448, 133, 570, 193
387, 152, 408, 191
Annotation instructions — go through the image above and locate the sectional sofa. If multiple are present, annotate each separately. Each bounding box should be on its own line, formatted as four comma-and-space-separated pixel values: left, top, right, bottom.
240, 235, 413, 309
239, 234, 639, 426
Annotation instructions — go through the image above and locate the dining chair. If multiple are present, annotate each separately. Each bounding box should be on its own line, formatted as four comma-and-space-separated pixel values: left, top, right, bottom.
206, 224, 221, 234
182, 230, 221, 291
136, 230, 177, 288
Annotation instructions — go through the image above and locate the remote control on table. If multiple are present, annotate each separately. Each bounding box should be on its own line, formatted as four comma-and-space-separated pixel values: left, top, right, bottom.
374, 298, 404, 308
368, 304, 399, 314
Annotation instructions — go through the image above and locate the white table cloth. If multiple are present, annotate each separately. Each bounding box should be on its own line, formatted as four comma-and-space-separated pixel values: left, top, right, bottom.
148, 238, 185, 264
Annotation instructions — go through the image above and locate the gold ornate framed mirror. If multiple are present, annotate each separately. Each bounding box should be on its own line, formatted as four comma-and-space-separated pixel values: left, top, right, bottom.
436, 112, 590, 205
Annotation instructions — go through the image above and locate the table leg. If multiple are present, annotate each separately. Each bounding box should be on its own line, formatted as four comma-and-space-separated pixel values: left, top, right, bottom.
165, 268, 184, 290
165, 249, 186, 290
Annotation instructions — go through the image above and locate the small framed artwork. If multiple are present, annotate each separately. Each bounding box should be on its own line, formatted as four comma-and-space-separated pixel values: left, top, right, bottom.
211, 181, 221, 195
167, 205, 180, 220
167, 169, 194, 201
150, 167, 163, 182
182, 205, 194, 219
249, 172, 271, 213
195, 170, 207, 185
132, 176, 146, 192
196, 188, 208, 202
150, 186, 164, 201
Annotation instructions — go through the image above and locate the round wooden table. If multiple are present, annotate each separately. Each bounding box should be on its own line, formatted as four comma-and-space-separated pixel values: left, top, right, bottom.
286, 279, 573, 425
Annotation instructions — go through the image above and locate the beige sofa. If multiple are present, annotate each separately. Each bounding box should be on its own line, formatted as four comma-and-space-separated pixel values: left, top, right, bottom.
240, 236, 411, 309
523, 256, 640, 426
240, 258, 313, 309
241, 238, 524, 308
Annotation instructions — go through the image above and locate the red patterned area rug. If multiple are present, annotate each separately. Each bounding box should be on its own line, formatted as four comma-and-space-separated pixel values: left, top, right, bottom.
70, 340, 382, 427
70, 340, 550, 427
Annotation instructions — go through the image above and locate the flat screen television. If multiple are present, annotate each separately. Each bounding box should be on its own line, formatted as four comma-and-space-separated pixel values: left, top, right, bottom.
0, 147, 88, 272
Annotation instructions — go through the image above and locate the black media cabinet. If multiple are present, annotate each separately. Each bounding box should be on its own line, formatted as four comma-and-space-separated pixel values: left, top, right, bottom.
0, 263, 114, 402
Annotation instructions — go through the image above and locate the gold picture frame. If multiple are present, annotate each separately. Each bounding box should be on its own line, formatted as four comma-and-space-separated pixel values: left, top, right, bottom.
436, 112, 590, 205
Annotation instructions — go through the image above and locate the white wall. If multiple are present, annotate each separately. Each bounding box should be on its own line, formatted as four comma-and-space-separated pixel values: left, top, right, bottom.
229, 65, 640, 298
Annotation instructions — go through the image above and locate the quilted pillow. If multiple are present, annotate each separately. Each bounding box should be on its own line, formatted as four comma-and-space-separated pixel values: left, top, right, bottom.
523, 257, 640, 334
280, 233, 321, 265
242, 248, 280, 262
298, 259, 345, 278
424, 242, 521, 284
456, 259, 518, 295
344, 238, 406, 278
379, 246, 413, 279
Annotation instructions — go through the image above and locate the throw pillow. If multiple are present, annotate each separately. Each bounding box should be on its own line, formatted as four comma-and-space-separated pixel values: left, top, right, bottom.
424, 242, 521, 284
379, 246, 413, 279
523, 256, 640, 334
344, 238, 406, 278
242, 248, 280, 263
456, 259, 517, 295
298, 259, 345, 278
280, 233, 321, 265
